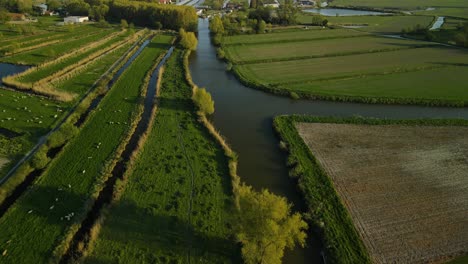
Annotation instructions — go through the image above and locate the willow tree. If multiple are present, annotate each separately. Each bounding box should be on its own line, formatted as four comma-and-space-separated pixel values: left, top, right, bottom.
233, 185, 308, 264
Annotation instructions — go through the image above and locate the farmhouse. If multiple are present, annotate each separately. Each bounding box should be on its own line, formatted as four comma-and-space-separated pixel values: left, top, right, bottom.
64, 16, 89, 24
263, 0, 280, 8
34, 3, 48, 15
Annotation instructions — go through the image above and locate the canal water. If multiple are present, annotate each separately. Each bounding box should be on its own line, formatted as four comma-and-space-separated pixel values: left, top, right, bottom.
430, 17, 445, 30
188, 18, 468, 263
0, 63, 29, 80
304, 8, 389, 16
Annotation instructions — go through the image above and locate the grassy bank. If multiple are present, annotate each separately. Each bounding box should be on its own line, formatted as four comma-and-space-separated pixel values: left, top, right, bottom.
273, 115, 468, 263
0, 35, 172, 263
84, 49, 239, 263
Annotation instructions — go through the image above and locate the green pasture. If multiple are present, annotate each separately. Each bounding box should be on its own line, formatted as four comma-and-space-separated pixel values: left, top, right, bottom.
85, 49, 238, 263
0, 24, 97, 51
0, 35, 172, 264
331, 0, 468, 10
18, 31, 129, 84
0, 88, 65, 175
222, 28, 368, 45
1, 27, 118, 65
236, 46, 468, 84
285, 66, 468, 104
325, 15, 433, 34
330, 0, 468, 18
224, 35, 433, 63
55, 42, 132, 96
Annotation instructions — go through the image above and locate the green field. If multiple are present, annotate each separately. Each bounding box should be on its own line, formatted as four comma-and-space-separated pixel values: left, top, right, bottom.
222, 28, 368, 45
0, 89, 64, 174
237, 47, 468, 84
85, 50, 238, 263
285, 66, 468, 103
224, 35, 434, 63
0, 32, 136, 178
221, 26, 468, 106
1, 27, 119, 65
17, 31, 129, 84
323, 15, 433, 34
0, 35, 172, 263
331, 0, 468, 18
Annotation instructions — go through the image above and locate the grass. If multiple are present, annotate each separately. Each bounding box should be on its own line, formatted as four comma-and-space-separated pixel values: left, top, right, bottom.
84, 49, 239, 263
224, 35, 434, 63
330, 0, 468, 19
273, 115, 468, 263
0, 35, 173, 263
17, 31, 130, 84
236, 47, 468, 84
323, 15, 433, 34
1, 27, 119, 65
0, 88, 64, 175
222, 28, 368, 45
285, 66, 468, 104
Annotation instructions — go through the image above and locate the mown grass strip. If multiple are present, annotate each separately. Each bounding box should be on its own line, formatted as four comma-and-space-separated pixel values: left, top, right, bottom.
0, 35, 171, 264
84, 49, 239, 264
273, 115, 468, 263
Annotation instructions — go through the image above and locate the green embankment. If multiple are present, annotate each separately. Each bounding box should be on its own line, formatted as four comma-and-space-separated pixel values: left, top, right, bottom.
85, 49, 239, 263
0, 35, 172, 263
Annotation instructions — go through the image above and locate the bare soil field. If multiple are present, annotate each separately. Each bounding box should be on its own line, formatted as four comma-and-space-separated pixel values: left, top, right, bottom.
295, 123, 468, 263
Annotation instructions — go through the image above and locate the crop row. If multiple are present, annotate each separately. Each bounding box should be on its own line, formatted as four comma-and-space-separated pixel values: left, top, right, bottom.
0, 35, 172, 263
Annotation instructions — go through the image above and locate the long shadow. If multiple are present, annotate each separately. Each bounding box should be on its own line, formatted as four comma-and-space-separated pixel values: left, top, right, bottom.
82, 199, 241, 263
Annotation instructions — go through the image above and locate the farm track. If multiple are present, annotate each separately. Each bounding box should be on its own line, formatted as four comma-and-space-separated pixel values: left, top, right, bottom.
59, 45, 174, 264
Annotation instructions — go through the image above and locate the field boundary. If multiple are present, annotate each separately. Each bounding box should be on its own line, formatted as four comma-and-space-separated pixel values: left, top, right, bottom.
273, 115, 468, 263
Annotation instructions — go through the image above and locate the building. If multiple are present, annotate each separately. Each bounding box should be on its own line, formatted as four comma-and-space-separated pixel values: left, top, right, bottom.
64, 16, 89, 24
263, 0, 280, 8
34, 4, 48, 15
159, 0, 171, 4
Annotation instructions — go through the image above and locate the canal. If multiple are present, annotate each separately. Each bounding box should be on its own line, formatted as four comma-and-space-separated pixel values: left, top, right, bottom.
188, 18, 468, 263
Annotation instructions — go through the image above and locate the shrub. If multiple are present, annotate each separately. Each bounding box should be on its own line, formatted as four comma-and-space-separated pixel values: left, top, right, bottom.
289, 91, 300, 100
30, 147, 50, 169
179, 28, 198, 51
192, 86, 215, 115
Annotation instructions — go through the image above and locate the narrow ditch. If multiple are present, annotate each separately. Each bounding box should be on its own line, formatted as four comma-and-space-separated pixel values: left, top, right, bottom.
60, 47, 174, 264
0, 38, 153, 220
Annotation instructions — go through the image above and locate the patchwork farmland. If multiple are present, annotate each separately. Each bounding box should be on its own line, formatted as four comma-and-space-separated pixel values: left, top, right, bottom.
221, 27, 468, 106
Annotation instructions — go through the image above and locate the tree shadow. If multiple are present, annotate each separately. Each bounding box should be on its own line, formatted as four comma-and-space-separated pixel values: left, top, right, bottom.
83, 198, 242, 263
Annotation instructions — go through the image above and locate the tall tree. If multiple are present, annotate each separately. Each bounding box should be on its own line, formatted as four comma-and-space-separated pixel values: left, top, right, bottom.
233, 185, 308, 264
209, 16, 224, 35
